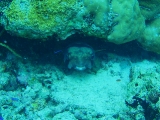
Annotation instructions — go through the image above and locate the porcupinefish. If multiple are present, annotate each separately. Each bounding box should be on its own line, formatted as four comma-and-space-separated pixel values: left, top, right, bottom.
64, 43, 95, 71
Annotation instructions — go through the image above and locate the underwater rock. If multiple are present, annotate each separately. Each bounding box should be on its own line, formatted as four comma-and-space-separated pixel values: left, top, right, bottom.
2, 0, 78, 39
126, 61, 160, 119
1, 0, 144, 43
2, 0, 160, 54
64, 43, 95, 71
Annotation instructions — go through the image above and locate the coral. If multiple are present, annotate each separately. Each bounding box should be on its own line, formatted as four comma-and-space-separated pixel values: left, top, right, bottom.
156, 98, 160, 113
148, 89, 160, 103
138, 18, 160, 54
82, 0, 145, 44
138, 0, 160, 20
1, 0, 145, 43
17, 73, 28, 85
107, 0, 145, 44
83, 0, 109, 27
0, 73, 10, 89
0, 42, 22, 58
126, 61, 160, 119
0, 29, 22, 58
2, 0, 77, 39
2, 0, 160, 54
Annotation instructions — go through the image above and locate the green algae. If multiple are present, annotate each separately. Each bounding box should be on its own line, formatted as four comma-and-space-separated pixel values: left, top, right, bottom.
4, 0, 77, 38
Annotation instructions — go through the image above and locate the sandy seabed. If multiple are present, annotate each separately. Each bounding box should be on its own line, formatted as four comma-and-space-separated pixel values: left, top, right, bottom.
0, 51, 160, 120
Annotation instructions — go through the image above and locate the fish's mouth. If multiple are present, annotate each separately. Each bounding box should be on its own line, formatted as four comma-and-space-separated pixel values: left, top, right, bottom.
75, 66, 86, 71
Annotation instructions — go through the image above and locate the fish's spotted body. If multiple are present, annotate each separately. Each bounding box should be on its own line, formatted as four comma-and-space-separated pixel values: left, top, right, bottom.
64, 43, 95, 71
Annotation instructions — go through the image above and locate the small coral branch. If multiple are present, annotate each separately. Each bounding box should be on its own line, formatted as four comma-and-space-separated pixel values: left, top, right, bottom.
0, 42, 22, 58
0, 28, 22, 58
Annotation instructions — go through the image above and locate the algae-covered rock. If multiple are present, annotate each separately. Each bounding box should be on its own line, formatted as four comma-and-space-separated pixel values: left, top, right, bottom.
1, 0, 145, 43
3, 0, 160, 54
2, 0, 78, 39
126, 60, 160, 119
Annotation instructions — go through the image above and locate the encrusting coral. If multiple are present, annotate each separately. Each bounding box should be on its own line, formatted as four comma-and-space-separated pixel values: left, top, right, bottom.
2, 0, 77, 39
138, 18, 160, 54
107, 0, 145, 44
0, 0, 160, 54
138, 0, 160, 20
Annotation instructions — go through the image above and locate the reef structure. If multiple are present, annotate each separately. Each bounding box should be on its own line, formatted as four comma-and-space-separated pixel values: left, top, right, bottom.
0, 0, 160, 54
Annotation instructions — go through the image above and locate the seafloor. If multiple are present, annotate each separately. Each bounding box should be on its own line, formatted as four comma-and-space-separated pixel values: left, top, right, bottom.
0, 28, 160, 120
